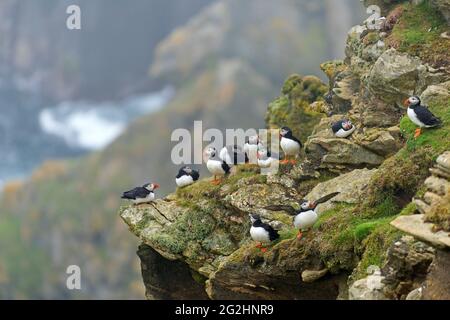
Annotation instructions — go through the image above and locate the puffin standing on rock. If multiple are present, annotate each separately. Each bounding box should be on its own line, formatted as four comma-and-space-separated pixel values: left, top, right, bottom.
257, 148, 279, 169
280, 127, 302, 165
404, 96, 442, 139
220, 145, 247, 166
244, 135, 263, 164
332, 119, 356, 138
249, 214, 280, 252
206, 147, 231, 185
176, 166, 200, 188
265, 192, 339, 240
121, 183, 160, 205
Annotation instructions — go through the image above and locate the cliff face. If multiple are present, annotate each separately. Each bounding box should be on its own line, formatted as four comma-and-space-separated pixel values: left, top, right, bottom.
121, 0, 450, 300
0, 0, 365, 300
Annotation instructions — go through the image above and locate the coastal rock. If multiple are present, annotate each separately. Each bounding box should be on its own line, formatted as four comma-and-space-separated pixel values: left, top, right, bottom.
305, 168, 378, 214
301, 269, 329, 283
348, 266, 388, 300
368, 49, 423, 104
390, 215, 450, 249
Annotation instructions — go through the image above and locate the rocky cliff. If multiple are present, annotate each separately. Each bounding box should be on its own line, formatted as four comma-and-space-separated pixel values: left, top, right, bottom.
0, 0, 365, 300
121, 0, 450, 300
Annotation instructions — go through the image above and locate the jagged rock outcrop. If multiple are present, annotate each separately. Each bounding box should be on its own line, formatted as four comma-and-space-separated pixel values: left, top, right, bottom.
349, 236, 435, 300
120, 0, 450, 300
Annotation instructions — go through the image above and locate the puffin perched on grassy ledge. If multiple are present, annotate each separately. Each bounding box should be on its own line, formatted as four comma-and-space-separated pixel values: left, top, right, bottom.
176, 166, 200, 188
249, 214, 280, 252
265, 192, 339, 240
279, 127, 302, 165
121, 183, 160, 205
206, 147, 231, 185
404, 96, 442, 139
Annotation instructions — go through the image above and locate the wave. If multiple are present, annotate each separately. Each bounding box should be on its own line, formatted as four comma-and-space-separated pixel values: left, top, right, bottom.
39, 87, 174, 151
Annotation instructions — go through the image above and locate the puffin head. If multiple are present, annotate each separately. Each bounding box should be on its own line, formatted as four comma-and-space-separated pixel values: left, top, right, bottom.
181, 166, 193, 174
280, 127, 292, 138
300, 199, 315, 210
249, 214, 261, 223
144, 183, 160, 191
248, 135, 259, 145
205, 147, 217, 158
342, 120, 353, 130
404, 96, 420, 107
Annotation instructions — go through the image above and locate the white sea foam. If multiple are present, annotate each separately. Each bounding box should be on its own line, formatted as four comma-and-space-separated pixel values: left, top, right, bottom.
39, 86, 174, 150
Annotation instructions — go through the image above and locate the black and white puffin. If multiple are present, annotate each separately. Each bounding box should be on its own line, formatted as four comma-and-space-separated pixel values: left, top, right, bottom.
121, 183, 160, 205
244, 135, 263, 164
219, 145, 247, 166
206, 147, 231, 185
280, 127, 302, 165
249, 214, 280, 252
176, 166, 200, 188
404, 96, 442, 138
265, 192, 339, 240
257, 148, 279, 169
332, 119, 356, 138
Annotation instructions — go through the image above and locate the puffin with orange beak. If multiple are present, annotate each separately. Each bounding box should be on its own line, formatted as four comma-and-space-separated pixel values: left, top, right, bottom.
265, 192, 339, 240
404, 96, 442, 139
121, 183, 160, 205
279, 127, 302, 165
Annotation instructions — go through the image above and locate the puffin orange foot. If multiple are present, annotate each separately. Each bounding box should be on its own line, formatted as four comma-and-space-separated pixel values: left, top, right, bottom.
260, 247, 268, 253
297, 231, 303, 240
290, 159, 297, 165
280, 159, 289, 165
414, 128, 422, 139
255, 243, 262, 248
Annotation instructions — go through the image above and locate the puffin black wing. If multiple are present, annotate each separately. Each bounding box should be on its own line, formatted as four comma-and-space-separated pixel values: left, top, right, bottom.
265, 205, 298, 216
191, 170, 200, 181
291, 135, 303, 148
122, 187, 150, 200
331, 120, 344, 133
415, 105, 442, 127
221, 162, 231, 174
314, 192, 340, 205
264, 224, 280, 241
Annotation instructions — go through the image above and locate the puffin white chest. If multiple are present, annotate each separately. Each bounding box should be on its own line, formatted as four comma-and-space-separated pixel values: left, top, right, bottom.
207, 160, 226, 176
408, 107, 425, 127
133, 192, 155, 204
250, 226, 270, 243
294, 210, 318, 230
280, 137, 300, 156
176, 175, 194, 188
258, 157, 274, 168
245, 144, 259, 163
335, 126, 356, 138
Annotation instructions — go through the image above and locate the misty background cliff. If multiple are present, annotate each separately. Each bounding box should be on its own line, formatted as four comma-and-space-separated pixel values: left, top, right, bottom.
0, 0, 364, 299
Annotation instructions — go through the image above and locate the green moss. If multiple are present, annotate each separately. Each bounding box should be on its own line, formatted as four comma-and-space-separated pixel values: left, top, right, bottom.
388, 1, 449, 69
353, 224, 402, 280
266, 74, 327, 142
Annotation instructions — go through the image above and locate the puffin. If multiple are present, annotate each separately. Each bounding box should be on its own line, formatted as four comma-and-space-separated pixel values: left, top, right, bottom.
249, 214, 280, 252
244, 135, 263, 164
176, 166, 200, 188
332, 119, 356, 138
404, 96, 442, 138
121, 183, 160, 205
220, 145, 247, 166
257, 148, 279, 169
280, 127, 302, 165
265, 192, 339, 240
206, 147, 231, 185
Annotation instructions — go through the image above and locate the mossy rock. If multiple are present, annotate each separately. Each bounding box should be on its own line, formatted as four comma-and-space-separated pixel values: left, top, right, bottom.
266, 74, 327, 142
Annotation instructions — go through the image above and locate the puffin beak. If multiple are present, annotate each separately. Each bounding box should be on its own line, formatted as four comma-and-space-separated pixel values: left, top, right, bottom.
153, 183, 160, 189
403, 98, 410, 107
